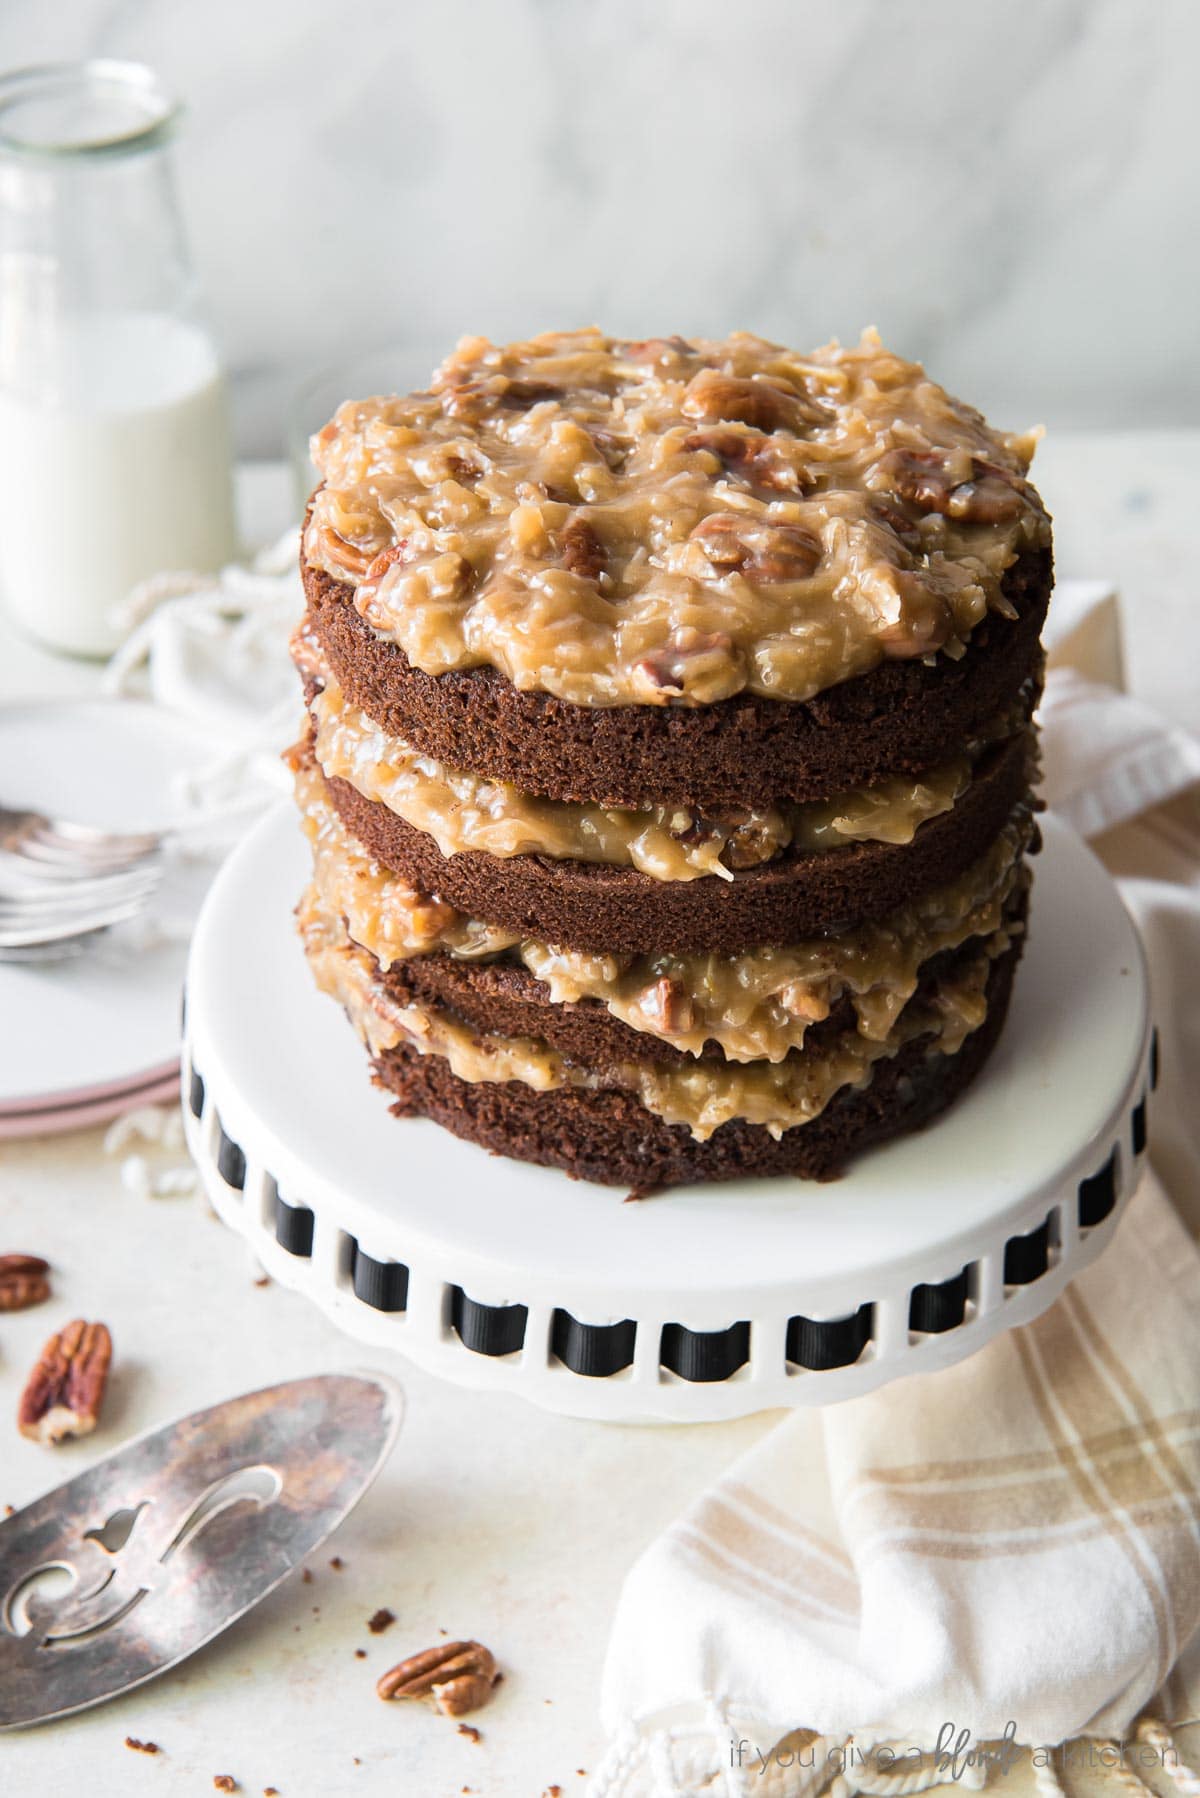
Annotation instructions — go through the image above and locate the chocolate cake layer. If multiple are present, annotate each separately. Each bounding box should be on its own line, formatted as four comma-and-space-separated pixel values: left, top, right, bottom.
323, 735, 1034, 954
370, 936, 1020, 1186
303, 546, 1050, 810
373, 915, 1022, 1073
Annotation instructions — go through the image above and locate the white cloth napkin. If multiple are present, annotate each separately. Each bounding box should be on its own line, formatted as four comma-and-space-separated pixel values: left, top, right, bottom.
590, 588, 1200, 1797
101, 530, 304, 829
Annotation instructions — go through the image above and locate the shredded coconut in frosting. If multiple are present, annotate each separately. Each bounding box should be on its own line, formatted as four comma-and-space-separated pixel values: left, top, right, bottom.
295, 761, 1029, 1067
307, 677, 989, 882
304, 327, 1049, 708
298, 888, 1010, 1141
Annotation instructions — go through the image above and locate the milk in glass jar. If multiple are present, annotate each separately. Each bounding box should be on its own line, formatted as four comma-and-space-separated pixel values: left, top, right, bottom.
0, 61, 237, 656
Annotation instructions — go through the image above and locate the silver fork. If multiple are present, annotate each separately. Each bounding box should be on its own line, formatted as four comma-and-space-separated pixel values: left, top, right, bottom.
0, 805, 161, 873
0, 864, 163, 944
0, 807, 165, 959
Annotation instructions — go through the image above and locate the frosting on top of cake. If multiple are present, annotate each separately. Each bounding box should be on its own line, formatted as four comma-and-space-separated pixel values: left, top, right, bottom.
303, 328, 1050, 709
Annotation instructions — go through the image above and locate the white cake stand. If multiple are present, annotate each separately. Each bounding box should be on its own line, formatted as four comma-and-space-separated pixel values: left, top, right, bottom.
183, 806, 1153, 1423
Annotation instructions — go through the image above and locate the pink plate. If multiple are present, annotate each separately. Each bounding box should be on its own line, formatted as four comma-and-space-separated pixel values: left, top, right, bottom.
0, 1057, 183, 1119
0, 1072, 182, 1141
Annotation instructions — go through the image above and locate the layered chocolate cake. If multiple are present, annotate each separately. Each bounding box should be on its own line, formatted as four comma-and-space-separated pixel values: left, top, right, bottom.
289, 328, 1051, 1187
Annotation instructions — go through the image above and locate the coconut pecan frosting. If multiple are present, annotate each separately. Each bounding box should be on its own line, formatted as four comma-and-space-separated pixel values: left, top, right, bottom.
303, 327, 1049, 708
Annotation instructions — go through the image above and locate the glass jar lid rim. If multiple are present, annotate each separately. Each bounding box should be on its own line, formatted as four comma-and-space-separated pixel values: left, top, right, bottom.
0, 60, 181, 160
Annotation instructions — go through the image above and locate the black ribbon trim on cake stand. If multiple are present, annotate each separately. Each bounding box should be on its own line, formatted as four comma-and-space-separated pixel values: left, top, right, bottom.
909, 1268, 969, 1334
351, 1245, 409, 1312
660, 1320, 751, 1382
1003, 1214, 1052, 1286
214, 1118, 246, 1192
273, 1183, 315, 1258
450, 1286, 529, 1357
1131, 1096, 1148, 1158
1078, 1149, 1118, 1228
551, 1310, 637, 1377
786, 1304, 873, 1371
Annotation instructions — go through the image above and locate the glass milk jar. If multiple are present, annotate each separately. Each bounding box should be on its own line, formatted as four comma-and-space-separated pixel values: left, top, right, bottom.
0, 61, 237, 656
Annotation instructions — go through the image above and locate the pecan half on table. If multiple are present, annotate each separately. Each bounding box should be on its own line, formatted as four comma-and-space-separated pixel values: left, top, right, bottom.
0, 1254, 50, 1312
377, 1639, 499, 1718
18, 1318, 112, 1444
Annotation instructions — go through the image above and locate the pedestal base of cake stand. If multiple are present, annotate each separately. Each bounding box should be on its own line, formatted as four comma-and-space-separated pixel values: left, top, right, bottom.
182, 805, 1153, 1424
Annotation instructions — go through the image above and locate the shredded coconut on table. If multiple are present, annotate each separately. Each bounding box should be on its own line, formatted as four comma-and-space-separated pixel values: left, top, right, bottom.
104, 1103, 197, 1199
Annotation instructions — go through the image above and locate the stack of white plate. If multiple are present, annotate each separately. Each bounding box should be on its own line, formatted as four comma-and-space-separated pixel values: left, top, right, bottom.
0, 697, 257, 1140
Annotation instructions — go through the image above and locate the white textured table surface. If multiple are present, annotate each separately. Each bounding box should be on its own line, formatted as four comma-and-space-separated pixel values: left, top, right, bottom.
0, 439, 1194, 1797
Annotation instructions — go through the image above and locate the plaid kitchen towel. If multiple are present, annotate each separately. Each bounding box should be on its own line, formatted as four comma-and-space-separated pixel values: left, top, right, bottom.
590, 1172, 1200, 1797
590, 612, 1200, 1797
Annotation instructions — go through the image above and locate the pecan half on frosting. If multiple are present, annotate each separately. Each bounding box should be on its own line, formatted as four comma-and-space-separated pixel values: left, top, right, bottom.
0, 1254, 51, 1313
377, 1639, 499, 1718
875, 448, 1030, 527
682, 426, 813, 495
689, 512, 821, 583
18, 1318, 112, 1444
641, 977, 696, 1037
632, 627, 735, 701
672, 803, 789, 871
560, 516, 607, 582
681, 368, 826, 434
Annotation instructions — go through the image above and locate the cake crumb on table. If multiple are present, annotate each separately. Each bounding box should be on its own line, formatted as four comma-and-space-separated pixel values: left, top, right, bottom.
354, 1648, 367, 1658
457, 1723, 481, 1743
329, 1555, 344, 1570
367, 1606, 395, 1633
124, 1736, 159, 1754
213, 1779, 237, 1793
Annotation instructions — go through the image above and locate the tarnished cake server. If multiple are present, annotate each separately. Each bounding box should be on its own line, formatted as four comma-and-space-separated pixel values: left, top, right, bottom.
0, 1371, 403, 1728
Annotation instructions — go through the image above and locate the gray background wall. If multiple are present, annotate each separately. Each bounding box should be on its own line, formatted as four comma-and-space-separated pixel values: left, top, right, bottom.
3, 0, 1196, 454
